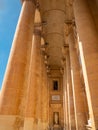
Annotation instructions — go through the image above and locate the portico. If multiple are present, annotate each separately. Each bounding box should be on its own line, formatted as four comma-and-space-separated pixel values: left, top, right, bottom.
0, 0, 98, 130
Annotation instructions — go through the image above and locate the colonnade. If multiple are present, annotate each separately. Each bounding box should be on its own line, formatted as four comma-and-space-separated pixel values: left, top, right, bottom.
63, 0, 98, 129
0, 0, 98, 130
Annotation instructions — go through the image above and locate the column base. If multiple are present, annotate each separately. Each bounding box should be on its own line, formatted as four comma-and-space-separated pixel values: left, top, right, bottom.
42, 122, 48, 130
24, 117, 38, 130
37, 119, 43, 130
0, 115, 24, 130
71, 115, 76, 130
77, 113, 87, 130
0, 116, 48, 130
24, 118, 48, 130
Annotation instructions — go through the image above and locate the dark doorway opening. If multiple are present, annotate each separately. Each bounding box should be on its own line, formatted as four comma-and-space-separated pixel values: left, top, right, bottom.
53, 81, 58, 90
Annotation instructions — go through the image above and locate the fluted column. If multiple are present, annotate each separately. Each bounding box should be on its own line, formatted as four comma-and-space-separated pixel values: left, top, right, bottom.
66, 51, 76, 130
0, 0, 35, 129
24, 28, 41, 130
74, 0, 98, 129
68, 27, 87, 130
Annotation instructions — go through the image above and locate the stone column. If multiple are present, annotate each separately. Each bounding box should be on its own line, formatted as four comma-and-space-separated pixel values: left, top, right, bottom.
63, 66, 69, 130
37, 51, 43, 130
63, 67, 66, 129
66, 51, 76, 130
24, 28, 41, 130
68, 27, 87, 130
74, 0, 98, 129
37, 53, 44, 130
0, 0, 35, 130
66, 52, 71, 130
41, 56, 48, 130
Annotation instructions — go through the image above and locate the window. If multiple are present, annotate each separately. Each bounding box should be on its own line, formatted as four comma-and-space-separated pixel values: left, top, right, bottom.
53, 80, 58, 90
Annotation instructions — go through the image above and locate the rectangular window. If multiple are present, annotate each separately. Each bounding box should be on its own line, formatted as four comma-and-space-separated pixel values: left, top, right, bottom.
53, 80, 58, 90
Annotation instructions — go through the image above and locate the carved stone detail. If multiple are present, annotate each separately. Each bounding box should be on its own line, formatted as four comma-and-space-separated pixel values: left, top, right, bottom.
33, 28, 42, 36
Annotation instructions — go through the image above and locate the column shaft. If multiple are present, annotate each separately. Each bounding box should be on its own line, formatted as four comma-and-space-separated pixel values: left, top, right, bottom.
37, 49, 42, 130
0, 0, 35, 115
66, 52, 76, 130
68, 28, 87, 130
24, 29, 41, 130
63, 68, 69, 130
63, 69, 66, 129
66, 55, 71, 130
74, 0, 98, 128
41, 56, 48, 130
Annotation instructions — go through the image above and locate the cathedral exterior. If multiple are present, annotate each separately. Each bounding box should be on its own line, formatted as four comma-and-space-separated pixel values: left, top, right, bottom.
0, 0, 98, 130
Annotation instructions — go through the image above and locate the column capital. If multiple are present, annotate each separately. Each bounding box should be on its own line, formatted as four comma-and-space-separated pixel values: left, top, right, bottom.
64, 20, 76, 36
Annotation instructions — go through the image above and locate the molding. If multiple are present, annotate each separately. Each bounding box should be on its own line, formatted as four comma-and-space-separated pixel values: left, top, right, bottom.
42, 9, 66, 16
34, 23, 42, 27
65, 19, 75, 25
43, 32, 64, 41
33, 28, 42, 36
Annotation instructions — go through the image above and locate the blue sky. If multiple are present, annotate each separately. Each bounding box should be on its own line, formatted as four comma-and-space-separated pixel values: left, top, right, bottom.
0, 0, 21, 89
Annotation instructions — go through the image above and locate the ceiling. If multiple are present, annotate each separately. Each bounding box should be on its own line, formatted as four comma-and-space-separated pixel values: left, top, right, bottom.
37, 0, 74, 70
